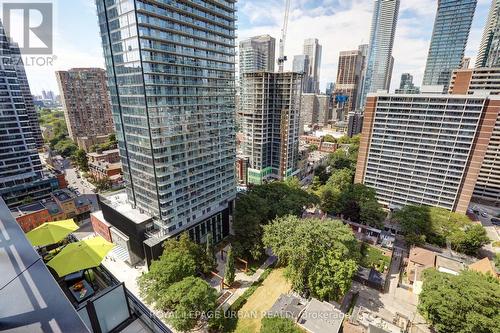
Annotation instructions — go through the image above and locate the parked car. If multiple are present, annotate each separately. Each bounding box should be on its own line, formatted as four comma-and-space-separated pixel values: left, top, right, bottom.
491, 217, 500, 226
481, 212, 489, 218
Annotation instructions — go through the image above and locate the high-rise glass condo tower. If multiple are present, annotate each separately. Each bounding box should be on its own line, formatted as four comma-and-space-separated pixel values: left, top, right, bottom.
360, 0, 399, 108
395, 73, 419, 94
96, 0, 236, 237
292, 54, 311, 92
303, 38, 322, 93
9, 44, 44, 149
476, 0, 500, 67
239, 35, 275, 74
422, 0, 476, 91
0, 21, 58, 207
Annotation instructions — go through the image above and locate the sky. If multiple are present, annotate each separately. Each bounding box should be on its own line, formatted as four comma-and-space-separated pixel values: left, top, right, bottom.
17, 0, 492, 95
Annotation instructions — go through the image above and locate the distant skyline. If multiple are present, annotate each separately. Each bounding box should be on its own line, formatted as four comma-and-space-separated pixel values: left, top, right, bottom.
14, 0, 491, 94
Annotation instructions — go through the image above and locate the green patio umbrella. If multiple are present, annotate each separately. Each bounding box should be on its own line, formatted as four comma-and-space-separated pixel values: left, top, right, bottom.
26, 219, 79, 247
47, 236, 114, 277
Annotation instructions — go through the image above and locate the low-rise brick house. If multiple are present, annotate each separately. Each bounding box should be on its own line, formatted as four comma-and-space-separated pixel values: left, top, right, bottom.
11, 189, 92, 232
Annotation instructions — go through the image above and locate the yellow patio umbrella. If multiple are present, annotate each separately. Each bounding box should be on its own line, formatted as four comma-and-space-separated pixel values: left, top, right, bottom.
47, 236, 115, 277
26, 219, 79, 247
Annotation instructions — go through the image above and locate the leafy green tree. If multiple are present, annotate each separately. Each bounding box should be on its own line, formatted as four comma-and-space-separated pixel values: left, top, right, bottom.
495, 253, 500, 270
53, 139, 78, 157
336, 135, 351, 145
337, 183, 385, 227
325, 168, 353, 192
263, 216, 360, 301
74, 149, 88, 171
319, 186, 342, 215
163, 233, 213, 275
93, 176, 113, 192
224, 247, 235, 286
394, 206, 489, 254
260, 317, 302, 333
309, 144, 318, 151
328, 149, 353, 170
283, 176, 301, 190
313, 164, 330, 184
307, 249, 358, 300
449, 224, 489, 255
359, 199, 386, 228
205, 233, 216, 271
160, 276, 218, 332
233, 182, 318, 260
322, 134, 336, 143
233, 192, 269, 260
138, 243, 197, 304
418, 269, 500, 333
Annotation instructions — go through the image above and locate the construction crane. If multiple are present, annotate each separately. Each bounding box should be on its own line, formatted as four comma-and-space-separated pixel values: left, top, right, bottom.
277, 0, 291, 73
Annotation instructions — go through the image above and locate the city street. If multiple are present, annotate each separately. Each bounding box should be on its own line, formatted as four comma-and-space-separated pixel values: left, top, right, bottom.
470, 203, 500, 245
58, 157, 99, 212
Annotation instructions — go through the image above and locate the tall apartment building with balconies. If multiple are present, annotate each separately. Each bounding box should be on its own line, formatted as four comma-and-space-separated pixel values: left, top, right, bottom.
239, 35, 275, 75
476, 0, 500, 68
449, 67, 500, 204
0, 21, 59, 208
240, 72, 302, 184
56, 68, 114, 150
95, 0, 236, 253
335, 48, 365, 111
355, 93, 500, 213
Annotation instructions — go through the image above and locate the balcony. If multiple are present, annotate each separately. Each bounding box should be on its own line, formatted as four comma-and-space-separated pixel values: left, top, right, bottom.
0, 197, 172, 333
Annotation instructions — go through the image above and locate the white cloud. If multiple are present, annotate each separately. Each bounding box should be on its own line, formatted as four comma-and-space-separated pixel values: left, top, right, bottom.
21, 0, 491, 94
238, 0, 490, 92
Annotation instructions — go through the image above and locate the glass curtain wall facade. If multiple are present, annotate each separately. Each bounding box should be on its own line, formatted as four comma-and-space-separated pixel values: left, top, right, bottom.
476, 0, 500, 67
302, 38, 322, 93
422, 0, 476, 91
0, 22, 58, 207
360, 0, 400, 108
96, 0, 236, 235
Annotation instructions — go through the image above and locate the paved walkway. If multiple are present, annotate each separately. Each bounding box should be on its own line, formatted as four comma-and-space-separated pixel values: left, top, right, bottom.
212, 246, 276, 310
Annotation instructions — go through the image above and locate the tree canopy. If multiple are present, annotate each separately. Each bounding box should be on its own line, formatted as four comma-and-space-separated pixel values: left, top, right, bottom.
393, 205, 489, 254
418, 269, 500, 333
317, 173, 386, 228
224, 247, 235, 286
74, 149, 88, 171
160, 276, 217, 332
263, 216, 360, 301
233, 181, 318, 260
138, 234, 218, 332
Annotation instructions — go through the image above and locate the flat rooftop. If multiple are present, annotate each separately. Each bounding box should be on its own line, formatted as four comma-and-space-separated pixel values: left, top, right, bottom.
298, 298, 344, 333
52, 190, 72, 202
10, 202, 46, 217
101, 191, 152, 224
0, 198, 89, 332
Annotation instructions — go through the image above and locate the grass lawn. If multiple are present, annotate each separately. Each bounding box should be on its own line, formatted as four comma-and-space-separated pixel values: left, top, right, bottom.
360, 243, 391, 273
233, 268, 291, 333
